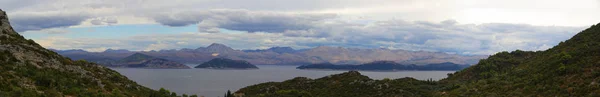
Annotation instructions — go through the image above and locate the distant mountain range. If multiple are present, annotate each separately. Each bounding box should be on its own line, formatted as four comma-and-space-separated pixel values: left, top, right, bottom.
52, 43, 487, 66
297, 61, 469, 71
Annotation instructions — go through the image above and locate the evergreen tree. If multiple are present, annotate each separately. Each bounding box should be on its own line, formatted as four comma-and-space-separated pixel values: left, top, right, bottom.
226, 90, 233, 97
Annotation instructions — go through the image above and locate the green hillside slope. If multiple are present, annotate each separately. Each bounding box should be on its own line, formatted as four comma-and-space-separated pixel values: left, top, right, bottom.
0, 9, 186, 97
440, 23, 600, 96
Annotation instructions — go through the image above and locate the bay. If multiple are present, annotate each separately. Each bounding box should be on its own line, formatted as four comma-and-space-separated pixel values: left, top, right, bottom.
112, 65, 454, 97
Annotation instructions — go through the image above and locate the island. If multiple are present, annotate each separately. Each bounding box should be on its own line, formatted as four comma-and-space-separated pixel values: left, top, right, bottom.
114, 53, 190, 69
296, 61, 468, 71
195, 58, 259, 69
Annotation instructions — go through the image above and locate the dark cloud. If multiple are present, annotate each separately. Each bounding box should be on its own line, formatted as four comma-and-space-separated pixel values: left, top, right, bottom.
151, 12, 207, 27
149, 9, 337, 33
9, 13, 90, 32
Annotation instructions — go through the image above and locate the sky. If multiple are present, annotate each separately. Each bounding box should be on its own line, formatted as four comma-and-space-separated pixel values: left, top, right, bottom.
1, 0, 599, 55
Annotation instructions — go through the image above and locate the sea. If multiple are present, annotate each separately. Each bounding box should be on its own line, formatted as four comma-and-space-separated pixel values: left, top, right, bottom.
112, 65, 455, 97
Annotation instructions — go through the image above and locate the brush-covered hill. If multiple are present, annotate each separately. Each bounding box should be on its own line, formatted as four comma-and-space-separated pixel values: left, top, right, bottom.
438, 22, 600, 96
195, 58, 258, 69
236, 71, 439, 97
236, 22, 600, 96
0, 9, 188, 97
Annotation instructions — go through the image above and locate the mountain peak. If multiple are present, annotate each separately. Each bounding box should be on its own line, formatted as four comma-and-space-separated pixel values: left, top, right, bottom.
208, 43, 228, 47
1, 9, 18, 36
130, 53, 154, 58
205, 43, 234, 52
120, 53, 155, 62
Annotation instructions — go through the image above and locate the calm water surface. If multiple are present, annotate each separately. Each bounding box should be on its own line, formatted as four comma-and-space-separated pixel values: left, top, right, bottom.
112, 65, 454, 97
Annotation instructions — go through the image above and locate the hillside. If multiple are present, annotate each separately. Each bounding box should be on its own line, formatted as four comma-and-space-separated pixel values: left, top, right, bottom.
438, 22, 600, 96
0, 9, 187, 96
236, 23, 600, 96
194, 58, 258, 69
237, 71, 438, 97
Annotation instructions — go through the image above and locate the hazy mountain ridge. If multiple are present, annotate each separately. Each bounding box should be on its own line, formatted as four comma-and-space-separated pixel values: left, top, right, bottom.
297, 61, 469, 71
243, 47, 301, 53
55, 44, 486, 66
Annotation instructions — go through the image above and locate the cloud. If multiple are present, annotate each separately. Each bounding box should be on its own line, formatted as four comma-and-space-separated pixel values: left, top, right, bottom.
90, 17, 118, 25
149, 9, 337, 33
251, 19, 584, 55
363, 20, 584, 54
34, 18, 585, 55
3, 0, 598, 32
3, 0, 595, 55
144, 41, 177, 51
9, 12, 91, 32
22, 28, 71, 34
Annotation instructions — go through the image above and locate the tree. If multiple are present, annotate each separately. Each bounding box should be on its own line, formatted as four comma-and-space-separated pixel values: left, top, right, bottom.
226, 90, 233, 97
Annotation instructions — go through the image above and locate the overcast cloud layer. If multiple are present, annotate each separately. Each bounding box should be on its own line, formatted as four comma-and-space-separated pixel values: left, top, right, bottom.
1, 0, 598, 55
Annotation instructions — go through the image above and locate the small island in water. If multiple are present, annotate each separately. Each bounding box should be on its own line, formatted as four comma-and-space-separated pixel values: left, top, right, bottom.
297, 61, 469, 71
195, 58, 259, 69
113, 53, 190, 69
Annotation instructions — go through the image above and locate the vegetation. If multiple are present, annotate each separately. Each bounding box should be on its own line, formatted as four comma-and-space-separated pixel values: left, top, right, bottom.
0, 10, 195, 97
237, 71, 439, 97
237, 23, 600, 96
225, 90, 234, 97
438, 22, 600, 96
297, 61, 469, 71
